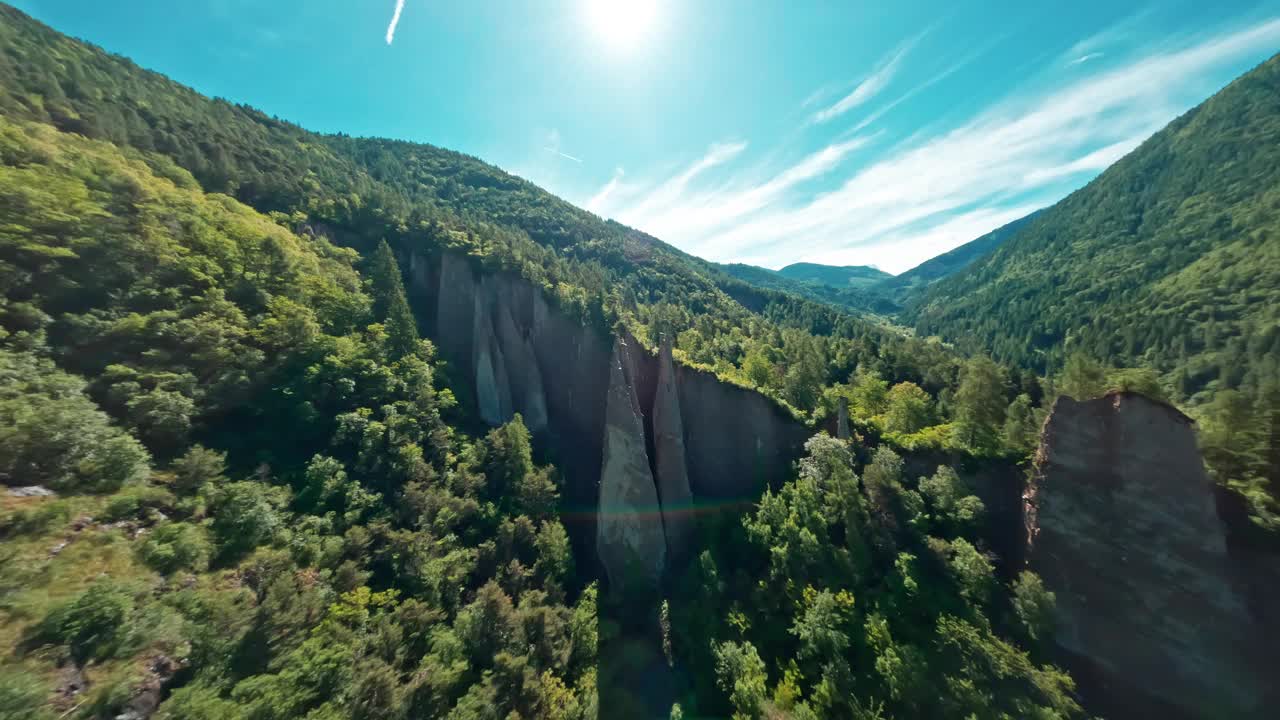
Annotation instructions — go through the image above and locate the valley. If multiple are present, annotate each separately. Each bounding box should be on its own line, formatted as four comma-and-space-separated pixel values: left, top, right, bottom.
1, 4, 1278, 720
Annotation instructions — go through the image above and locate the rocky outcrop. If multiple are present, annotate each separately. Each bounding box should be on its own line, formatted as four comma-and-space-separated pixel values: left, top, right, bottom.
1025, 392, 1266, 718
472, 287, 513, 426
652, 336, 693, 562
596, 339, 667, 589
837, 397, 851, 440
405, 248, 809, 586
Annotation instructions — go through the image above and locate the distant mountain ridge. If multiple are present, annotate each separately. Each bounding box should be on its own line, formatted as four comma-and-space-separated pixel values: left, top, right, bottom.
776, 262, 890, 288
904, 52, 1280, 402
880, 212, 1040, 302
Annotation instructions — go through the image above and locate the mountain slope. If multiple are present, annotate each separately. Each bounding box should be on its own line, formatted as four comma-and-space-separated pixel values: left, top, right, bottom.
714, 261, 898, 314
878, 211, 1039, 302
776, 262, 891, 288
906, 53, 1280, 402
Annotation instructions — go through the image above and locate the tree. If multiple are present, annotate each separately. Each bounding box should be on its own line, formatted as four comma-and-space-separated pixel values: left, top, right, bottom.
481, 415, 535, 499
850, 368, 889, 419
46, 581, 134, 663
1200, 390, 1264, 484
368, 239, 419, 358
713, 640, 768, 720
1106, 367, 1167, 402
1011, 571, 1056, 643
171, 445, 227, 495
1059, 353, 1106, 401
884, 382, 932, 434
139, 522, 212, 574
954, 357, 1007, 452
210, 481, 286, 560
741, 346, 773, 390
1001, 393, 1039, 454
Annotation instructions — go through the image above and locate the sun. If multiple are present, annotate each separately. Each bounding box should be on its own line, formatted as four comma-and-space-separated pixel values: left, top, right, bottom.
584, 0, 660, 53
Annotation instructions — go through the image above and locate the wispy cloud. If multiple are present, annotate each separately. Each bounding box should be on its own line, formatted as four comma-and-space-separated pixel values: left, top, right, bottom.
811, 36, 921, 124
1069, 51, 1104, 65
587, 168, 625, 213
593, 17, 1280, 273
385, 0, 405, 45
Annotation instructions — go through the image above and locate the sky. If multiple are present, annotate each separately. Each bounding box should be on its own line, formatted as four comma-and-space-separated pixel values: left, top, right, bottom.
11, 0, 1280, 273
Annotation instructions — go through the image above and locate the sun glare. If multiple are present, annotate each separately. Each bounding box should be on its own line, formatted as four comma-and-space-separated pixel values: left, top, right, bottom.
584, 0, 659, 53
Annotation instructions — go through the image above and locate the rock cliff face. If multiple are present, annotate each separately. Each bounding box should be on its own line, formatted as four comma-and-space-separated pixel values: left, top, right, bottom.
596, 339, 668, 588
652, 337, 694, 562
404, 249, 809, 585
1025, 393, 1266, 718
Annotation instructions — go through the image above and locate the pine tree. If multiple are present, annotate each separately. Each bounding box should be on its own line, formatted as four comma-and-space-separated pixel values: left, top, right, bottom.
1002, 393, 1039, 454
954, 356, 1007, 452
1060, 352, 1106, 401
368, 239, 419, 358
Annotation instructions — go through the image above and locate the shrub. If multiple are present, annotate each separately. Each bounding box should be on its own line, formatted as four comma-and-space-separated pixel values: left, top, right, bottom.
43, 581, 135, 663
139, 522, 211, 574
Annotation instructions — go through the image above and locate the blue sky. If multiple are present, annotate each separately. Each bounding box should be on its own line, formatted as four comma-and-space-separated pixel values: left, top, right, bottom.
11, 0, 1280, 273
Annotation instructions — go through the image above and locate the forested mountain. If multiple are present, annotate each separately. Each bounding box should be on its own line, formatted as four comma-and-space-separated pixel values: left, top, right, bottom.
878, 212, 1038, 302
1, 4, 1277, 718
905, 54, 1280, 405
715, 261, 899, 315
776, 262, 891, 288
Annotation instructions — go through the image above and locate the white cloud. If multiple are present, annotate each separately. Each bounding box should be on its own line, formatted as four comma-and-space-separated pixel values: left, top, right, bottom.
587, 168, 625, 212
1069, 51, 1104, 65
595, 136, 869, 243
608, 17, 1280, 273
811, 38, 917, 124
385, 0, 405, 45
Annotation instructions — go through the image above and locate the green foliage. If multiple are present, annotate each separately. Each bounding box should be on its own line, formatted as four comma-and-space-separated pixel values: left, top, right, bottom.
1011, 571, 1056, 644
681, 434, 1082, 719
907, 54, 1280, 416
1059, 353, 1107, 401
139, 522, 212, 574
0, 350, 150, 492
209, 480, 287, 561
43, 580, 135, 663
884, 381, 933, 434
1001, 393, 1040, 455
170, 445, 227, 496
953, 356, 1008, 453
0, 668, 52, 720
713, 640, 768, 720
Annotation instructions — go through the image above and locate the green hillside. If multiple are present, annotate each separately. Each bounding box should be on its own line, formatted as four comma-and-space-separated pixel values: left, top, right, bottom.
906, 54, 1280, 405
878, 212, 1039, 302
715, 261, 899, 315
777, 262, 891, 288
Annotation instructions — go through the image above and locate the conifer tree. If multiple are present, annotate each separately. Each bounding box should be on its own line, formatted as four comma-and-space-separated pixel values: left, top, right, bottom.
368, 239, 419, 358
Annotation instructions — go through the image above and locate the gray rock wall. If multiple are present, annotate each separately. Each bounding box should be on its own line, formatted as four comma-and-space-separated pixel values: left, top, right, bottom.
1025, 392, 1266, 718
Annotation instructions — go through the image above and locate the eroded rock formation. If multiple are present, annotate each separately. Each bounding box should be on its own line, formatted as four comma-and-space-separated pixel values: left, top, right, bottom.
837, 397, 851, 440
653, 336, 694, 562
1025, 392, 1265, 717
596, 339, 667, 589
406, 248, 808, 587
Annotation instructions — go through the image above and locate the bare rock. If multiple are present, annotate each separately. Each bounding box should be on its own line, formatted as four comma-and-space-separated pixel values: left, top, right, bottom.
837, 397, 851, 440
1025, 392, 1265, 717
6, 485, 55, 497
653, 336, 693, 563
597, 339, 666, 591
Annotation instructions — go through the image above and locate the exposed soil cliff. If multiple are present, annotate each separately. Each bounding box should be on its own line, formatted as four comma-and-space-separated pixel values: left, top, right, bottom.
1025, 392, 1270, 718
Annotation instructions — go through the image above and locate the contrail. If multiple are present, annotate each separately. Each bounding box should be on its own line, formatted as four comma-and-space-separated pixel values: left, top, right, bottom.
545, 147, 582, 163
385, 0, 405, 45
